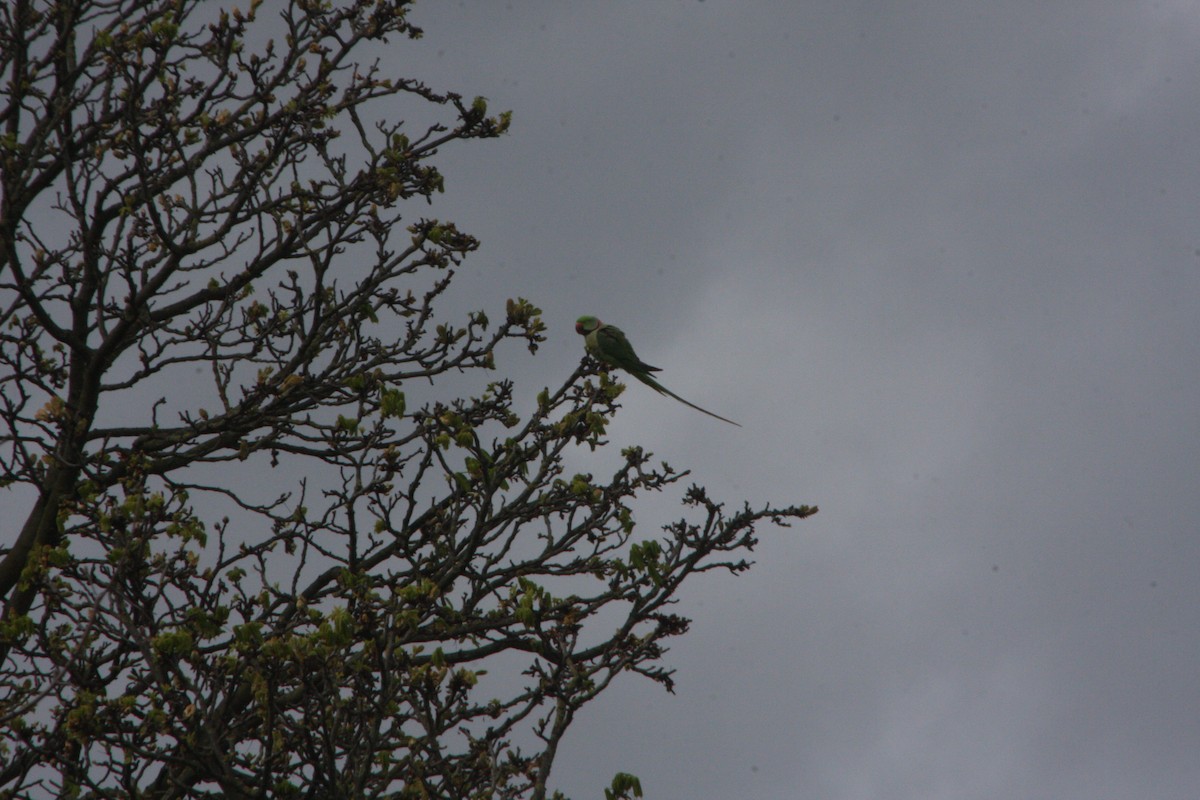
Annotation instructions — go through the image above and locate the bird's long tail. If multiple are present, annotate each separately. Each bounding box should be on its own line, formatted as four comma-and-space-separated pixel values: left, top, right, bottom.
635, 373, 742, 427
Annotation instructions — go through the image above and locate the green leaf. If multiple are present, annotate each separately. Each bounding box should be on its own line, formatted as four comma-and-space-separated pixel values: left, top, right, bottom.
605, 772, 643, 800
381, 388, 406, 418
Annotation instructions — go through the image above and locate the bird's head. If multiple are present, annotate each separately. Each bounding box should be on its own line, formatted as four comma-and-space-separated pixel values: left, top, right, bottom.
575, 315, 601, 336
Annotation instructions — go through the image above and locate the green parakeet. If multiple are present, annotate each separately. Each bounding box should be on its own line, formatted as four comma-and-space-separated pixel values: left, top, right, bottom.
575, 315, 741, 426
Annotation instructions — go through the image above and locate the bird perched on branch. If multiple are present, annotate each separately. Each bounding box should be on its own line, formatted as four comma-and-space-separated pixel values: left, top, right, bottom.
575, 315, 741, 427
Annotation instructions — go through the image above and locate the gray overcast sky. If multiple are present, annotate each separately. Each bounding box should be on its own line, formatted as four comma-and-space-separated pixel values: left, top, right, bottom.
381, 2, 1198, 798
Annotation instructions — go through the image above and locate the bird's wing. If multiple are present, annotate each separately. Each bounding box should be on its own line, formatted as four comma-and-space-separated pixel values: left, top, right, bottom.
597, 324, 660, 373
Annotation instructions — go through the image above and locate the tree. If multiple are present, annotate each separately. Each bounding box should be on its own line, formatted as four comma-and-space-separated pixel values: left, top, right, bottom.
0, 1, 816, 797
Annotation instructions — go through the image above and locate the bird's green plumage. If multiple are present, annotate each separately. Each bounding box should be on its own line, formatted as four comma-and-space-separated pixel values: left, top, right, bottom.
574, 315, 740, 426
